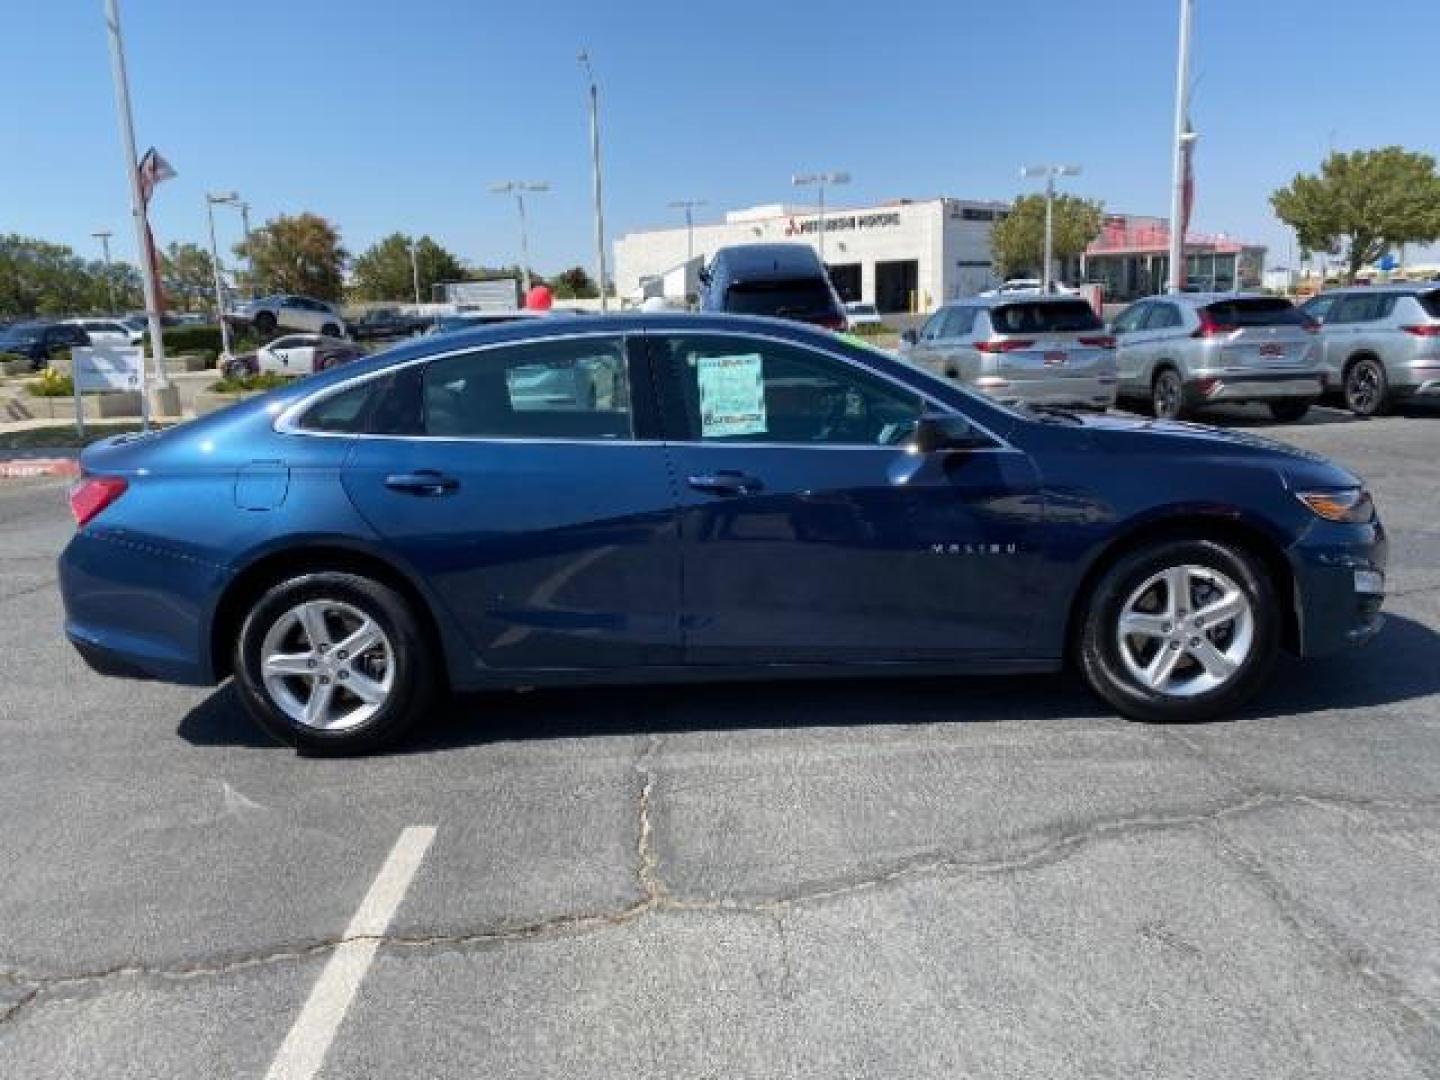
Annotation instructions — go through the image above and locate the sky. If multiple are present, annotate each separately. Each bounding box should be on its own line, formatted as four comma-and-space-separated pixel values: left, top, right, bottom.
4, 0, 1438, 278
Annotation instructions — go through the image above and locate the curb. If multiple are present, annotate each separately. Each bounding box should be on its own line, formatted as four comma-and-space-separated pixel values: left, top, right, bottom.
0, 458, 80, 480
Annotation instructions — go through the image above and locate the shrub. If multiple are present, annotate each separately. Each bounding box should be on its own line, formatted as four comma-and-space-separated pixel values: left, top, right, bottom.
146, 324, 223, 354
208, 371, 293, 394
28, 368, 74, 397
848, 321, 890, 336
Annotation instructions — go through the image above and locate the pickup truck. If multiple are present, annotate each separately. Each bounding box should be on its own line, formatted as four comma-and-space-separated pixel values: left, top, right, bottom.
349, 307, 430, 341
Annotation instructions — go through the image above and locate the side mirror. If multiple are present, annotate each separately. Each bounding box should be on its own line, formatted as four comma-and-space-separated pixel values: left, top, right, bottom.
910, 413, 989, 453
696, 266, 712, 286
900, 328, 919, 346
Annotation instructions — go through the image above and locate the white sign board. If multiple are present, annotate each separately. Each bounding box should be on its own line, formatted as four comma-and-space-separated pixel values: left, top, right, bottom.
697, 353, 766, 437
73, 345, 144, 392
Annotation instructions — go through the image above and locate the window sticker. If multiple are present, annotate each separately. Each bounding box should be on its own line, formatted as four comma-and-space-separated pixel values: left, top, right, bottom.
697, 353, 766, 437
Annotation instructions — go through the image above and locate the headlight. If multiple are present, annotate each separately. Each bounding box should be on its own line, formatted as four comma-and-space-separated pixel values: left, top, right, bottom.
1296, 487, 1374, 523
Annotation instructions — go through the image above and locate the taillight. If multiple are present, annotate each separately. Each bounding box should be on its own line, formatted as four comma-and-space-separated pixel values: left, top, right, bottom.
976, 338, 1035, 353
1401, 324, 1440, 337
69, 476, 127, 527
1301, 319, 1321, 334
1192, 311, 1236, 338
1078, 335, 1117, 349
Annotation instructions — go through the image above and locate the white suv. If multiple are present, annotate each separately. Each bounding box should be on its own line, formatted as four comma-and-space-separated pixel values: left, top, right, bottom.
229, 295, 346, 338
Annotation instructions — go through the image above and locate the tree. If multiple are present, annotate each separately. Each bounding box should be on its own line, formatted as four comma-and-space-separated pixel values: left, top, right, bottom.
234, 213, 347, 300
989, 193, 1104, 280
350, 233, 464, 302
1271, 147, 1440, 282
161, 242, 216, 311
549, 266, 598, 299
0, 234, 138, 318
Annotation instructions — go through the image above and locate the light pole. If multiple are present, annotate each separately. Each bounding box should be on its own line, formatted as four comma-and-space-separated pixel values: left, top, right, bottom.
409, 238, 422, 305
1167, 0, 1196, 293
1020, 164, 1082, 292
578, 51, 608, 311
791, 171, 849, 265
668, 200, 708, 262
237, 200, 255, 297
490, 181, 548, 294
92, 230, 115, 314
206, 191, 238, 358
102, 0, 164, 429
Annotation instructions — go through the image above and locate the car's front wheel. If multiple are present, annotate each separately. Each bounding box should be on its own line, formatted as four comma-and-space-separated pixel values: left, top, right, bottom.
253, 311, 277, 337
1077, 539, 1280, 722
233, 572, 437, 754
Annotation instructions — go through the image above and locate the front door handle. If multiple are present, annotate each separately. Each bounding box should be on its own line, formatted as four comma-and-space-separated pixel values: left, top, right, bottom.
384, 469, 459, 497
687, 471, 763, 496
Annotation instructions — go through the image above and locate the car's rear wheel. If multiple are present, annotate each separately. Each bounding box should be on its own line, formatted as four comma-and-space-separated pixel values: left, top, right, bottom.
1344, 357, 1390, 417
1151, 368, 1187, 420
1267, 399, 1311, 423
1077, 539, 1280, 722
223, 356, 256, 380
253, 311, 277, 336
321, 322, 342, 338
233, 572, 436, 754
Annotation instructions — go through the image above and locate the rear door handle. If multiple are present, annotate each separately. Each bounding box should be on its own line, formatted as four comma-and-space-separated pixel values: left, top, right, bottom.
384, 469, 459, 497
687, 471, 763, 496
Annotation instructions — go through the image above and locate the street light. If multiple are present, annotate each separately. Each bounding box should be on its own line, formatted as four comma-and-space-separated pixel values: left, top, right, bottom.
668, 200, 708, 262
409, 238, 422, 306
578, 51, 608, 311
490, 181, 549, 293
236, 200, 255, 297
205, 190, 239, 358
92, 230, 115, 314
791, 171, 849, 264
1020, 164, 1082, 293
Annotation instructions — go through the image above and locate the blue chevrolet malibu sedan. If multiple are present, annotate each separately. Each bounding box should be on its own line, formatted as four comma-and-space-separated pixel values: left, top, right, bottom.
59, 314, 1386, 754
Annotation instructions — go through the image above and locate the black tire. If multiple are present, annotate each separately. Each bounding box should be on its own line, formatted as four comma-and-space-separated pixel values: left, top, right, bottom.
1343, 356, 1390, 417
321, 323, 342, 339
1151, 368, 1187, 420
1077, 538, 1280, 723
1266, 399, 1311, 423
233, 572, 438, 755
253, 311, 277, 336
223, 357, 255, 380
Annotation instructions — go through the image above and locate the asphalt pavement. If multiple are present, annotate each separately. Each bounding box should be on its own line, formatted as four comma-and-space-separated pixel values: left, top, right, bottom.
1, 404, 1438, 1079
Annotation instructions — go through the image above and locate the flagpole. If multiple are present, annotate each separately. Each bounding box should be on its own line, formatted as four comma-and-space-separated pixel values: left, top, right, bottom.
1166, 0, 1194, 295
103, 0, 164, 430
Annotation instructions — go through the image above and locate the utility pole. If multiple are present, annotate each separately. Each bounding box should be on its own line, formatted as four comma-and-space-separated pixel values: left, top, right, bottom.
206, 192, 238, 359
409, 238, 422, 306
102, 0, 162, 430
1167, 0, 1195, 294
792, 171, 850, 265
92, 230, 115, 314
579, 51, 608, 311
490, 181, 549, 294
237, 201, 254, 297
1020, 164, 1082, 292
668, 200, 708, 262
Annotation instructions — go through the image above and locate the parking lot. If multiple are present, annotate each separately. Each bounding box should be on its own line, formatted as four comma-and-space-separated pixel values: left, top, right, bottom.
1, 404, 1438, 1078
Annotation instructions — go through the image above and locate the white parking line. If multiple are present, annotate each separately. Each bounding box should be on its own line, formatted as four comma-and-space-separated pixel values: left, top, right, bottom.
264, 825, 436, 1080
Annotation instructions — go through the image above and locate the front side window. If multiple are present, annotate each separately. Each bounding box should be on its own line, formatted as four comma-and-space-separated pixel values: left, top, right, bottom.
1301, 295, 1336, 323
942, 307, 976, 338
654, 334, 925, 447
422, 336, 632, 440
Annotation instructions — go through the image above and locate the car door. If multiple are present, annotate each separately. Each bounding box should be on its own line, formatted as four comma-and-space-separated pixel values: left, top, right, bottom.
905, 309, 949, 368
1110, 302, 1151, 389
340, 330, 681, 670
1298, 294, 1339, 385
262, 336, 301, 374
644, 328, 1044, 664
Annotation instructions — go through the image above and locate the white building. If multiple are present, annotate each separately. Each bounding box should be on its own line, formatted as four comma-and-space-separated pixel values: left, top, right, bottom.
614, 197, 1011, 313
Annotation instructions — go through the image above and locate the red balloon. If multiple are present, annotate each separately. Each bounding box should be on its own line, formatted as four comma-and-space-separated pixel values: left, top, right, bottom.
525, 285, 554, 311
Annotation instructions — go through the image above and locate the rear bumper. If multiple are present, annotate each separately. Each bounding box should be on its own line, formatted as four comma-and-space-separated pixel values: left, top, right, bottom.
1194, 373, 1323, 403
1289, 517, 1388, 657
978, 375, 1119, 410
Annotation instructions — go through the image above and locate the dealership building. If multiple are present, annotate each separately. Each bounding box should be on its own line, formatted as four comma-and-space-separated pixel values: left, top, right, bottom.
613, 197, 1012, 313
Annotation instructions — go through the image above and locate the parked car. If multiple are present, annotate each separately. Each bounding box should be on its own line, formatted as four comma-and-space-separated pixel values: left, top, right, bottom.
228, 295, 347, 338
699, 244, 847, 330
1110, 294, 1323, 421
0, 321, 89, 370
63, 318, 144, 347
980, 279, 1078, 297
1298, 284, 1440, 416
844, 302, 885, 330
223, 334, 365, 379
426, 311, 551, 336
349, 307, 430, 342
899, 296, 1117, 410
59, 313, 1385, 754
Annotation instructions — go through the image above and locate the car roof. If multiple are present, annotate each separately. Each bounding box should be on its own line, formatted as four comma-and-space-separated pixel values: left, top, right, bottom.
710, 243, 825, 280
953, 294, 1093, 309
1313, 283, 1440, 295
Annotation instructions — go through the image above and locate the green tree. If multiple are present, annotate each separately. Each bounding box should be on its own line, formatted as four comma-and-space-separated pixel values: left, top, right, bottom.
1271, 147, 1440, 282
0, 235, 108, 318
989, 194, 1104, 280
161, 241, 216, 312
549, 265, 598, 299
350, 233, 464, 302
234, 212, 347, 300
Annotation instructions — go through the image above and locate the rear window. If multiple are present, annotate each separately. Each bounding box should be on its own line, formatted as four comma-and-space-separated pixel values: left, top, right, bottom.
724, 279, 840, 320
1202, 297, 1306, 327
989, 301, 1102, 334
1417, 290, 1440, 318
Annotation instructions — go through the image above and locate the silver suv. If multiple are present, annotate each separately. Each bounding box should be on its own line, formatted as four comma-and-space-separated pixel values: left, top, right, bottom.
899, 296, 1118, 410
1111, 294, 1323, 422
228, 295, 346, 339
1299, 284, 1440, 416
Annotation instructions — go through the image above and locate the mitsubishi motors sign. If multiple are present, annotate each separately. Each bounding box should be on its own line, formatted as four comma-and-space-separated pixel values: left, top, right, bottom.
784, 210, 902, 237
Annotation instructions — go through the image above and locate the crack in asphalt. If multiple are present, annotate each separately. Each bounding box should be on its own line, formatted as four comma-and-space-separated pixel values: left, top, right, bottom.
4, 784, 1439, 1031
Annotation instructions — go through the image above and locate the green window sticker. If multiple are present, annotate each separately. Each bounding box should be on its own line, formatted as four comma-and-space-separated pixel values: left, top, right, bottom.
697, 353, 766, 437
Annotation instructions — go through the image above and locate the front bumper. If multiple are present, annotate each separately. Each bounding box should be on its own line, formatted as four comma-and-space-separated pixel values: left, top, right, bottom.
1289, 516, 1387, 657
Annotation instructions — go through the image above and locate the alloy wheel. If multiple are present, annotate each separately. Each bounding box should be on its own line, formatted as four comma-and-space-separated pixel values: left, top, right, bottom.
258, 600, 395, 731
1153, 371, 1183, 419
1115, 564, 1253, 698
1345, 360, 1383, 416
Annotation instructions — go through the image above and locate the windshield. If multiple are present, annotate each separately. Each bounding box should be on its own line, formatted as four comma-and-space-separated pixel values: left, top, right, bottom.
990, 301, 1102, 333
1202, 297, 1306, 326
725, 279, 840, 319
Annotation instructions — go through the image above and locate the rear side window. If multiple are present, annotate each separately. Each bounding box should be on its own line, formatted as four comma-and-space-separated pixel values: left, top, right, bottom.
1203, 297, 1306, 327
941, 307, 977, 337
989, 301, 1102, 334
1145, 304, 1182, 330
1418, 290, 1440, 319
295, 378, 382, 433
723, 279, 840, 320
